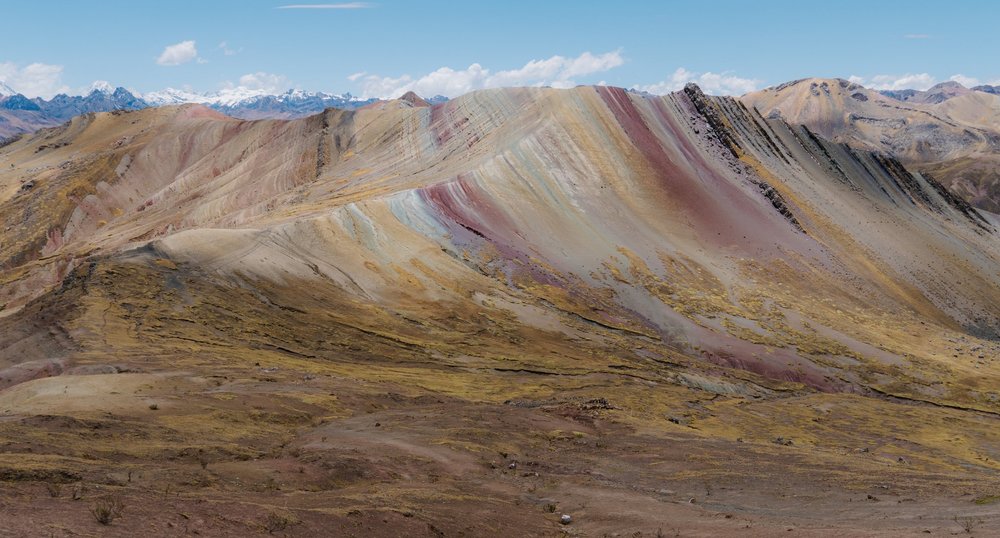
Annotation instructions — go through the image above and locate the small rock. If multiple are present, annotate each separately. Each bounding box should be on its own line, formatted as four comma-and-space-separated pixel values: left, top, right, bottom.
508, 462, 517, 470
560, 514, 572, 525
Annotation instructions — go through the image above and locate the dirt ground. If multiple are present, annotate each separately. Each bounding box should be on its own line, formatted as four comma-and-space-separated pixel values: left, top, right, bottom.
1, 357, 999, 538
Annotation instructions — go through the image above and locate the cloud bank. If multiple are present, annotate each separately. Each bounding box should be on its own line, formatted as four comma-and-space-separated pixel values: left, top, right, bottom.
0, 62, 70, 98
847, 73, 936, 91
636, 67, 762, 96
233, 72, 291, 93
353, 50, 625, 99
848, 73, 1000, 91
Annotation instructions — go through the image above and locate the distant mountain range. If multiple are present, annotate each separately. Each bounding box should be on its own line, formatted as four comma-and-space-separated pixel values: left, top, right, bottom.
4, 76, 998, 141
879, 80, 1000, 104
0, 82, 448, 139
3, 77, 999, 212
0, 85, 144, 140
142, 88, 380, 120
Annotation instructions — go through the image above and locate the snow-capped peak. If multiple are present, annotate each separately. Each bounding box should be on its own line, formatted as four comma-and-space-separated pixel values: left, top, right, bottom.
88, 80, 115, 95
142, 87, 208, 106
0, 80, 17, 97
143, 86, 272, 107
141, 86, 370, 108
212, 87, 272, 106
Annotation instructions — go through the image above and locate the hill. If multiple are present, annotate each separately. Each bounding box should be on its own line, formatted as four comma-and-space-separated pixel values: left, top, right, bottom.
744, 78, 1000, 212
0, 86, 999, 535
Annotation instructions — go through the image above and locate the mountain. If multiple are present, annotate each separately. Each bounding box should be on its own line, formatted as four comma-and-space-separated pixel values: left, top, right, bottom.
0, 94, 41, 111
0, 85, 147, 140
744, 77, 1000, 212
974, 84, 1000, 95
399, 90, 430, 107
36, 86, 148, 121
881, 80, 973, 104
1, 85, 999, 535
143, 87, 379, 119
0, 80, 441, 140
0, 81, 16, 97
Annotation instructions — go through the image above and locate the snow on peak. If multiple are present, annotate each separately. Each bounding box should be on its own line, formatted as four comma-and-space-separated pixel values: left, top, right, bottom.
213, 87, 272, 106
141, 87, 368, 108
89, 80, 116, 94
142, 87, 208, 106
143, 86, 271, 107
0, 80, 17, 97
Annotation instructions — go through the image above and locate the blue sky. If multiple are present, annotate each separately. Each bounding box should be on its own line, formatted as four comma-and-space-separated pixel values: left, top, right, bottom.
1, 0, 997, 99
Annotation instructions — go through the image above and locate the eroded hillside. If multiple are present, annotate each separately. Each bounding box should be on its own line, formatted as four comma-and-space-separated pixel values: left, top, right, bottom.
744, 78, 1000, 212
1, 86, 999, 536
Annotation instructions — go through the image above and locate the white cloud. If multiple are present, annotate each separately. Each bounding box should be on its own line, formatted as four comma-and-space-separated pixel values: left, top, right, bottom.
234, 72, 290, 93
353, 50, 625, 99
0, 61, 70, 98
218, 41, 242, 56
636, 67, 761, 96
847, 73, 937, 91
347, 71, 366, 82
949, 74, 980, 87
157, 40, 199, 66
278, 2, 372, 8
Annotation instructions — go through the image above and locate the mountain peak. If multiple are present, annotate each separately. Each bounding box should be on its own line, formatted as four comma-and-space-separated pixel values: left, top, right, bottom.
88, 80, 116, 95
0, 80, 16, 97
0, 93, 41, 111
763, 77, 864, 94
399, 91, 430, 107
929, 80, 967, 90
880, 80, 972, 104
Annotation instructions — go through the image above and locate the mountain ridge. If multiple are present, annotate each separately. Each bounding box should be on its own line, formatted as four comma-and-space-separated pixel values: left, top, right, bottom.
0, 82, 452, 139
4, 75, 999, 210
744, 77, 1000, 212
2, 84, 1000, 534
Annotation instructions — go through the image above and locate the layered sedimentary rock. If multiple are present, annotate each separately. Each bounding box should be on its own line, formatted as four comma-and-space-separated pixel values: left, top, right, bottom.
745, 77, 1000, 212
1, 85, 999, 535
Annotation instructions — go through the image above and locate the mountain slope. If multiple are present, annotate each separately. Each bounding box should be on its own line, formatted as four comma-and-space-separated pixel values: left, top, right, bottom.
744, 77, 1000, 212
1, 86, 1000, 535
